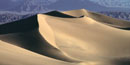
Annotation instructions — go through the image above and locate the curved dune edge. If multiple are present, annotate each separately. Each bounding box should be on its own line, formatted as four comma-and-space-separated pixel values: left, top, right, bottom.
38, 14, 81, 62
0, 40, 80, 65
63, 9, 130, 29
0, 9, 130, 65
44, 11, 77, 18
40, 11, 130, 64
0, 13, 81, 64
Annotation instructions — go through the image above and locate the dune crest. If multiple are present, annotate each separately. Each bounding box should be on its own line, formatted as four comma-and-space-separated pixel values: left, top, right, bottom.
63, 9, 130, 29
0, 15, 80, 63
0, 9, 130, 65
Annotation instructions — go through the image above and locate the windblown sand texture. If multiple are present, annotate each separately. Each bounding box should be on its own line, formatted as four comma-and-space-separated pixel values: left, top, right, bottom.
0, 9, 130, 65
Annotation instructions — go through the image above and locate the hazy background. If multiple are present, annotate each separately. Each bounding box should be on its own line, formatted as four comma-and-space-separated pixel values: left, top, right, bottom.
0, 0, 130, 12
0, 0, 130, 24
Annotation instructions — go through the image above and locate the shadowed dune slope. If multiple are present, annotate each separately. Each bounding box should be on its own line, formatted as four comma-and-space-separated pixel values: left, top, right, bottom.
1, 9, 130, 65
39, 10, 130, 65
0, 41, 80, 65
45, 11, 76, 18
63, 9, 130, 29
0, 15, 80, 63
0, 15, 38, 34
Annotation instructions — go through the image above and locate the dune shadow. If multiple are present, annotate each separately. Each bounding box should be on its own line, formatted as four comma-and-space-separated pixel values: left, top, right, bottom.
44, 11, 78, 18
0, 15, 79, 62
0, 15, 38, 34
112, 58, 130, 65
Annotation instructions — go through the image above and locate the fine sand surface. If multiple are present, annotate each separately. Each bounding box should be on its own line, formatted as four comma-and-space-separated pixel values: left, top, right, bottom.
0, 9, 130, 65
63, 9, 130, 29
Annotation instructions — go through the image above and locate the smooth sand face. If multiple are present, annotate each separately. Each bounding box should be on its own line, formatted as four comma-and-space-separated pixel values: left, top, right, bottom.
39, 14, 130, 59
1, 9, 130, 65
0, 40, 79, 65
63, 9, 130, 28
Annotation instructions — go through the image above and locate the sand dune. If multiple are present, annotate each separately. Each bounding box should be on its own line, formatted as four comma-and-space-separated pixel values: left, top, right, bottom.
0, 14, 80, 65
63, 9, 130, 29
44, 11, 76, 18
0, 9, 130, 65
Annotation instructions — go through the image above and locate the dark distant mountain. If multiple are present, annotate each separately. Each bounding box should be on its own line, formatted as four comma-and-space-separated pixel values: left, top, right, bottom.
89, 0, 130, 8
47, 0, 130, 12
0, 0, 130, 24
0, 0, 24, 11
9, 0, 52, 13
1, 0, 130, 13
0, 13, 34, 24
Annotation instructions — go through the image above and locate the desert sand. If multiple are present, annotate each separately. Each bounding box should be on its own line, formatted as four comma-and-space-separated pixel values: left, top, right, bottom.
0, 9, 130, 65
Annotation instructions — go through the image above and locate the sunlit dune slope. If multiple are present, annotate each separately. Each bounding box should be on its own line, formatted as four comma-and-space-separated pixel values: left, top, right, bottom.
39, 13, 130, 60
63, 9, 130, 29
0, 41, 79, 65
0, 9, 130, 65
0, 13, 80, 65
